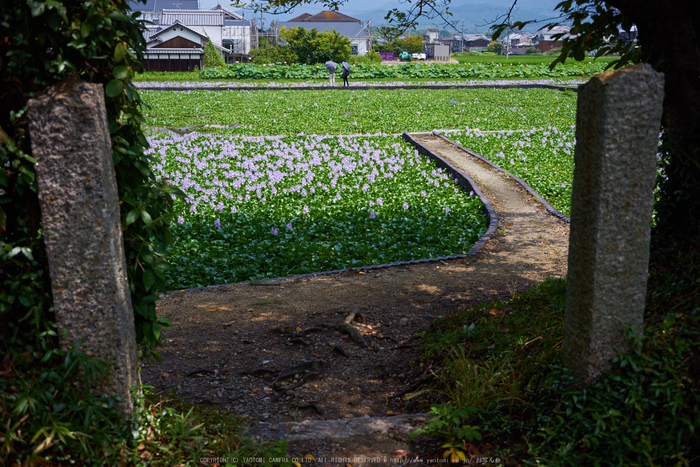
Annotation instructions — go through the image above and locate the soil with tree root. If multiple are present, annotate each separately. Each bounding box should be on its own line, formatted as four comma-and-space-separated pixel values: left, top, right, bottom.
141, 134, 570, 465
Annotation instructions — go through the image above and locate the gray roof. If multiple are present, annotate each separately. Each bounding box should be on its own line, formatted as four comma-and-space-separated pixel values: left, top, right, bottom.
280, 21, 369, 38
225, 19, 252, 27
128, 0, 198, 11
536, 25, 571, 35
143, 27, 161, 41
143, 48, 203, 54
210, 5, 244, 21
161, 9, 224, 26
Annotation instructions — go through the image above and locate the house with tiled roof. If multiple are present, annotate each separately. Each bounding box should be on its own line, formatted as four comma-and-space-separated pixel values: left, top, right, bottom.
438, 34, 490, 53
533, 25, 574, 52
128, 2, 254, 70
280, 11, 371, 56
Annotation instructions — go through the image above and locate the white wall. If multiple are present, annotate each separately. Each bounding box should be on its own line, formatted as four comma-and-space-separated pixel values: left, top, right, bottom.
156, 26, 204, 46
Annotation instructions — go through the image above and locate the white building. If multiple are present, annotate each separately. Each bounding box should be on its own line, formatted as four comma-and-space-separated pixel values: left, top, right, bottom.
129, 1, 254, 70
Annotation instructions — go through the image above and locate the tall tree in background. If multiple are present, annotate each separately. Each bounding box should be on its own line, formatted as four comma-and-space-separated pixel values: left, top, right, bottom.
279, 26, 351, 63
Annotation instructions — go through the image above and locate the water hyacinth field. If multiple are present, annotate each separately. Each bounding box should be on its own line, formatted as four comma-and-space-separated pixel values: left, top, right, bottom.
436, 126, 576, 215
150, 133, 488, 289
143, 87, 579, 288
140, 88, 578, 135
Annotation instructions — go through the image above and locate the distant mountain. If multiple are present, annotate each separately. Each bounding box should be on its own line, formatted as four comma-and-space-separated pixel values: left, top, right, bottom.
198, 0, 564, 34
341, 1, 563, 33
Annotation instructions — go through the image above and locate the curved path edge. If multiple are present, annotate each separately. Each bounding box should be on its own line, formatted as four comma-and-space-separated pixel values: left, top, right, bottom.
167, 134, 499, 294
432, 131, 571, 224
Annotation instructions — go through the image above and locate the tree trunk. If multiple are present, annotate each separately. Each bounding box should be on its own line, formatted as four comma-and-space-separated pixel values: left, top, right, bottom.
613, 0, 700, 236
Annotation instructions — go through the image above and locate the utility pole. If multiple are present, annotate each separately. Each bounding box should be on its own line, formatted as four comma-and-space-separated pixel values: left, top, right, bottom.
505, 11, 511, 59
460, 20, 465, 52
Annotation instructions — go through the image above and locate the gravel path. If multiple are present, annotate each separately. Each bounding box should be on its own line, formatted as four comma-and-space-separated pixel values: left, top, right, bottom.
141, 133, 570, 465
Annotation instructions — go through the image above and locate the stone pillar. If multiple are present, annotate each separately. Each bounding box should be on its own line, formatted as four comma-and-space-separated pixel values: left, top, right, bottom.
28, 74, 140, 414
564, 63, 664, 380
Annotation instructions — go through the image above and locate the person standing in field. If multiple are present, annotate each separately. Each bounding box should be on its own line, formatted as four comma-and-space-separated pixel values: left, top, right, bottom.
325, 61, 337, 86
341, 61, 351, 87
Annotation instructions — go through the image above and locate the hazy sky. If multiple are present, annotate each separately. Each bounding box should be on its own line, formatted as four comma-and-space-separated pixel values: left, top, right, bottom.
199, 0, 563, 24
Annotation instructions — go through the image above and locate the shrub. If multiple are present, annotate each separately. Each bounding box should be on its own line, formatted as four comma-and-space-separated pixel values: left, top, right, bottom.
348, 51, 382, 65
203, 40, 226, 68
488, 41, 504, 54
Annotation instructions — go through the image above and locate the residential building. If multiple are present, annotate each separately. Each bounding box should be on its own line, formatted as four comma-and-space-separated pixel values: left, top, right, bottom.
438, 34, 490, 53
128, 1, 254, 70
423, 28, 440, 43
279, 11, 371, 56
533, 25, 572, 53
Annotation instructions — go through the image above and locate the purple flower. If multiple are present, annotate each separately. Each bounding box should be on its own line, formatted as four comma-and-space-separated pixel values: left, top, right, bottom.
271, 228, 278, 236
469, 191, 475, 197
286, 222, 293, 231
231, 206, 237, 213
177, 216, 184, 224
403, 202, 409, 210
303, 206, 309, 214
377, 197, 383, 206
214, 219, 221, 229
420, 190, 426, 197
336, 193, 341, 200
369, 210, 376, 219
561, 183, 566, 188
445, 207, 451, 215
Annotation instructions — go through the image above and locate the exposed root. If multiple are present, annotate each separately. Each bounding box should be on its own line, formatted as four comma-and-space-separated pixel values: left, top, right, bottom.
289, 337, 311, 346
238, 368, 277, 377
323, 304, 368, 347
273, 359, 326, 388
297, 402, 323, 414
273, 371, 320, 402
332, 344, 350, 357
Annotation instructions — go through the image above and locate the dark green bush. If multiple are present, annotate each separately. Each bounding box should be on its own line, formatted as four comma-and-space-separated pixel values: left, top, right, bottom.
1, 0, 180, 460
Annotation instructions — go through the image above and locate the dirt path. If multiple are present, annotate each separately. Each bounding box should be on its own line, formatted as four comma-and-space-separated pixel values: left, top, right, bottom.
141, 134, 570, 465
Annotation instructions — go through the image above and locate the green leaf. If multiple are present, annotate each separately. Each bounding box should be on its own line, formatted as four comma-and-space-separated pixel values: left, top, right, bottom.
105, 79, 124, 98
140, 209, 152, 224
142, 269, 155, 291
114, 43, 126, 63
113, 65, 129, 80
126, 209, 140, 225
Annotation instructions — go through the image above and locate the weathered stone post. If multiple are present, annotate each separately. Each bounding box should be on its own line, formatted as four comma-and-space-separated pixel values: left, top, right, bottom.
564, 63, 664, 380
27, 74, 140, 414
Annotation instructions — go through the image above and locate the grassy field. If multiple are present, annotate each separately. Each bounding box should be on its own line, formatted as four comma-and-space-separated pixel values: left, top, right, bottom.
140, 87, 578, 134
452, 52, 618, 65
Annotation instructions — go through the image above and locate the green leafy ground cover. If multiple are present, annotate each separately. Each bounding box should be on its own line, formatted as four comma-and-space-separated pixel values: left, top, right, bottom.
417, 260, 700, 464
150, 133, 488, 289
451, 53, 617, 65
140, 88, 578, 135
437, 126, 576, 215
198, 62, 608, 81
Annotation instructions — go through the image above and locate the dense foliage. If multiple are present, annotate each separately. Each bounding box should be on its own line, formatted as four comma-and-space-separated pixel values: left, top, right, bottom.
0, 0, 176, 461
278, 26, 351, 64
249, 36, 298, 64
149, 133, 487, 288
140, 87, 578, 135
419, 269, 700, 464
199, 61, 608, 80
374, 35, 425, 54
202, 40, 226, 68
